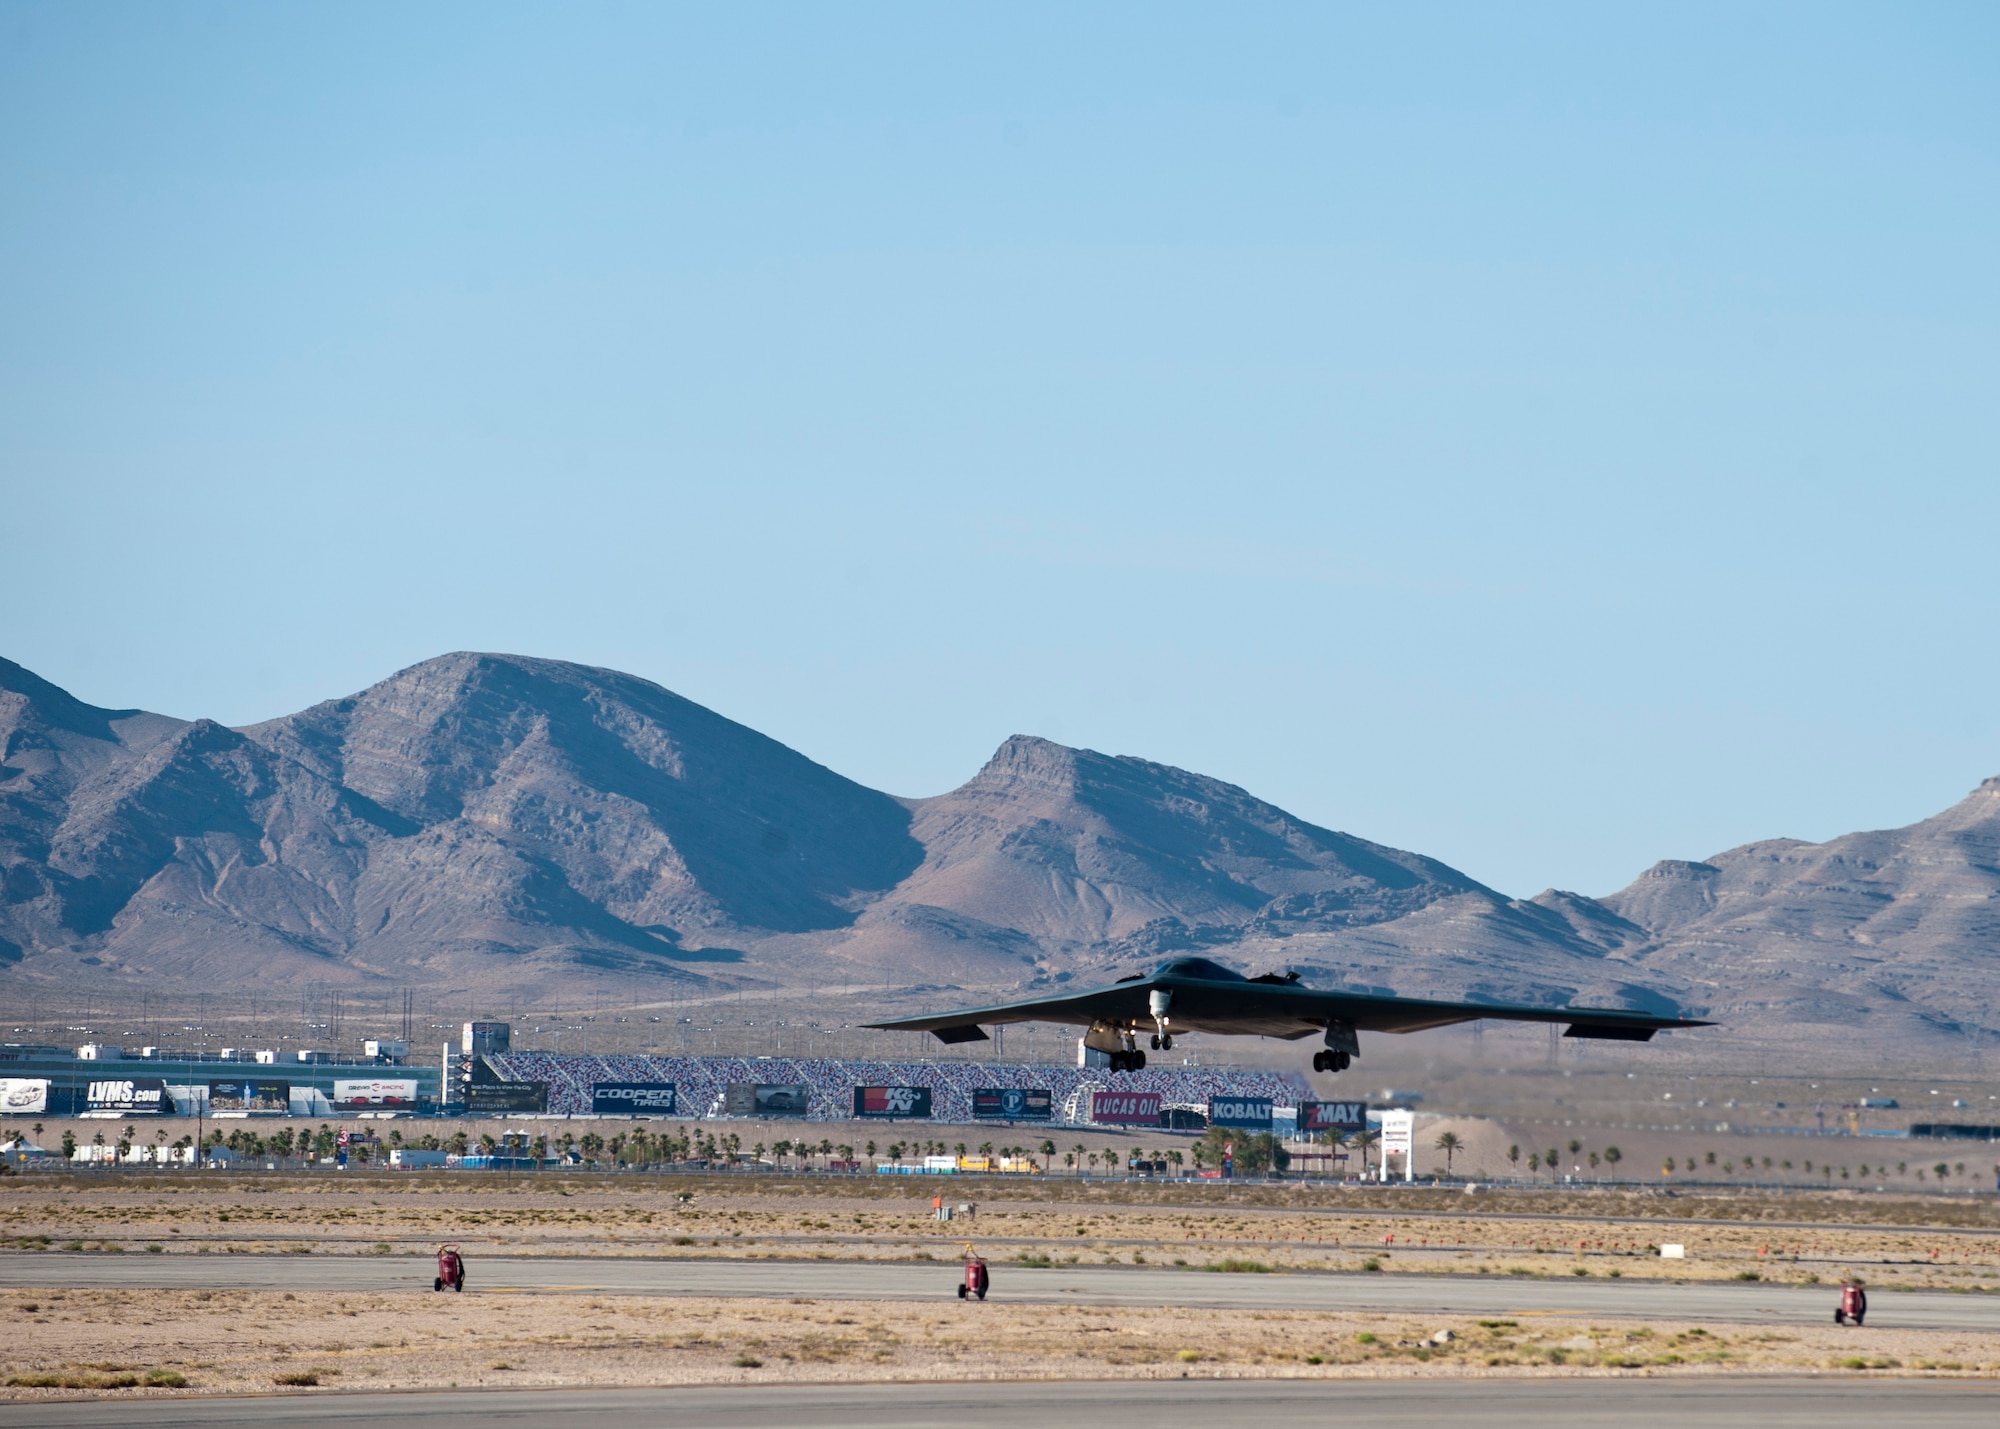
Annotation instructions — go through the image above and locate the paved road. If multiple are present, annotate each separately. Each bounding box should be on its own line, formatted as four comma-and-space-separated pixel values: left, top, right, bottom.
7, 1252, 2000, 1329
3, 1378, 1999, 1428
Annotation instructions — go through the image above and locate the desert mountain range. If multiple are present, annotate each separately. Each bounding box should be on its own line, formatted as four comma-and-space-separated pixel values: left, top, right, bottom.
3, 652, 1997, 1052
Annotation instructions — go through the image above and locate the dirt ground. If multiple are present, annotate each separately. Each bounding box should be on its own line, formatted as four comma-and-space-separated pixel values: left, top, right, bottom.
6, 1174, 2000, 1290
2, 1286, 1997, 1400
6, 1173, 2000, 1399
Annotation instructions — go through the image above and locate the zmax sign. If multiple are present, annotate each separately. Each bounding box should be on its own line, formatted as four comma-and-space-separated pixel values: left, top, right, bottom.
1298, 1100, 1368, 1132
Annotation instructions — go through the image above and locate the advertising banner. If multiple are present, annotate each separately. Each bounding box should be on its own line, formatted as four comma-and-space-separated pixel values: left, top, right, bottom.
724, 1083, 809, 1117
0, 1078, 49, 1116
332, 1078, 420, 1109
1378, 1107, 1415, 1182
1090, 1090, 1162, 1126
972, 1088, 1053, 1121
591, 1082, 678, 1116
465, 1081, 548, 1114
1297, 1100, 1368, 1134
84, 1077, 174, 1114
1207, 1096, 1273, 1130
208, 1080, 291, 1114
852, 1086, 932, 1119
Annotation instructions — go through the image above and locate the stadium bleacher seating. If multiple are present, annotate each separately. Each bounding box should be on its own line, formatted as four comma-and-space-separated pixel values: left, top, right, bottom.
481, 1050, 1305, 1124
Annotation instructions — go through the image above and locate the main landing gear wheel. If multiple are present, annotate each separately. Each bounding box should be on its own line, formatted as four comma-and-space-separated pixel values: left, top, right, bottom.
1110, 1049, 1148, 1072
1312, 1051, 1352, 1073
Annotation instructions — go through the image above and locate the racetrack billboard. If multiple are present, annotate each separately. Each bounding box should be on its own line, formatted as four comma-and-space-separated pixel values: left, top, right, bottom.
464, 1081, 548, 1114
591, 1082, 678, 1116
84, 1077, 174, 1114
853, 1086, 932, 1119
973, 1088, 1052, 1121
208, 1080, 291, 1114
333, 1078, 420, 1109
1090, 1090, 1162, 1126
1297, 1100, 1367, 1133
0, 1078, 49, 1116
724, 1083, 810, 1117
1207, 1096, 1273, 1130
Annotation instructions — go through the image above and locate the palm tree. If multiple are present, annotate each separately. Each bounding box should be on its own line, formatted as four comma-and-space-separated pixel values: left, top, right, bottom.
1433, 1130, 1463, 1177
1349, 1127, 1378, 1178
1506, 1144, 1521, 1176
1527, 1151, 1541, 1177
1603, 1146, 1622, 1178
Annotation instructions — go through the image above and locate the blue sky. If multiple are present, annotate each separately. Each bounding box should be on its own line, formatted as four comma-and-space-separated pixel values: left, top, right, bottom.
4, 4, 1997, 898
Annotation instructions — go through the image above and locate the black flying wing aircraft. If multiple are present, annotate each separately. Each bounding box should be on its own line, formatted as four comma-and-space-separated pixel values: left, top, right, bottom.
864, 955, 1710, 1073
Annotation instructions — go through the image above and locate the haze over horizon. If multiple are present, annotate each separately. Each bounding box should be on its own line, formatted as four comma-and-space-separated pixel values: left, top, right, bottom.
5, 4, 1998, 899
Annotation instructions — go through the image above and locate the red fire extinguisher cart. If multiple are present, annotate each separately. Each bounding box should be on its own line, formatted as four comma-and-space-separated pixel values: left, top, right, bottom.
1835, 1281, 1866, 1325
957, 1244, 989, 1301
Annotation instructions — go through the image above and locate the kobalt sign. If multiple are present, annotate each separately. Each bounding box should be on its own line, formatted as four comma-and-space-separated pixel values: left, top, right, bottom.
1207, 1096, 1273, 1129
1090, 1090, 1162, 1126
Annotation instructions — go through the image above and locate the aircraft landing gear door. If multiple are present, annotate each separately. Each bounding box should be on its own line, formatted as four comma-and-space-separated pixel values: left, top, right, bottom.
1082, 1021, 1145, 1072
1313, 1021, 1358, 1074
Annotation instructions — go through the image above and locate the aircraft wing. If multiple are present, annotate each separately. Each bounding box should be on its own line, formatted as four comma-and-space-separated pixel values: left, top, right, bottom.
863, 968, 1709, 1044
863, 986, 1147, 1043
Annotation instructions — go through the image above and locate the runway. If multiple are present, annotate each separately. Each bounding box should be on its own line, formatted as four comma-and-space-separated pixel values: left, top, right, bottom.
2, 1377, 1999, 1428
7, 1252, 2000, 1330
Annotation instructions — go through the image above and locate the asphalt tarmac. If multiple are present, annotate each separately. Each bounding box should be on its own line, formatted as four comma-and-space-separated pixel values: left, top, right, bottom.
6, 1252, 2000, 1330
3, 1378, 2000, 1428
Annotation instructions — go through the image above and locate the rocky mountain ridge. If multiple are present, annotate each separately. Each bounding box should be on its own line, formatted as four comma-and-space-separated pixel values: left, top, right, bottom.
3, 652, 1997, 1051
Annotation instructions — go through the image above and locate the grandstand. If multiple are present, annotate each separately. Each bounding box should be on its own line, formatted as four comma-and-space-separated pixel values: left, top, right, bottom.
481, 1051, 1306, 1125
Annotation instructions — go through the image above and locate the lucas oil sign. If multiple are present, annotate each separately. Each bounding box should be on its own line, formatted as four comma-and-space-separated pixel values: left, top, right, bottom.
1090, 1090, 1162, 1126
853, 1086, 932, 1119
